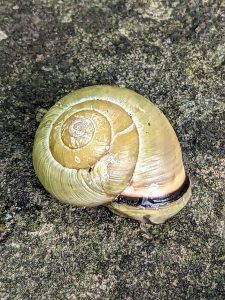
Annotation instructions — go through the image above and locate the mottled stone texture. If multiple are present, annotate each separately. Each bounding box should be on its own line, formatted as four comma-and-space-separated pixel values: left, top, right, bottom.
0, 0, 225, 299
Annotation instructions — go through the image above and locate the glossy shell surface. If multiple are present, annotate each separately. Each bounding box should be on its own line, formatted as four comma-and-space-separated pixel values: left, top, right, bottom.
33, 85, 191, 223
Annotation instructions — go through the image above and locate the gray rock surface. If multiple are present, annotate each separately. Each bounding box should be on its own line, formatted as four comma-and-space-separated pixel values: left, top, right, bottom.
0, 0, 224, 299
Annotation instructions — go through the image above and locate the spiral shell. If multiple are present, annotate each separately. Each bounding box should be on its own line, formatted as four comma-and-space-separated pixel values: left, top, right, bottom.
33, 85, 191, 223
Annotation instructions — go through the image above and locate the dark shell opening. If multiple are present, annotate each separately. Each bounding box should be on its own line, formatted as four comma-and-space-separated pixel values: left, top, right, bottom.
115, 175, 190, 208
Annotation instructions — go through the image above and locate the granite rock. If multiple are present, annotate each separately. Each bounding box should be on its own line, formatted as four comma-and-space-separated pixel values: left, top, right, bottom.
0, 0, 225, 299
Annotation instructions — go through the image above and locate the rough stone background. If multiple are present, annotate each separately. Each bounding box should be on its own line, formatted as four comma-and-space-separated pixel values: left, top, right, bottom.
0, 0, 225, 299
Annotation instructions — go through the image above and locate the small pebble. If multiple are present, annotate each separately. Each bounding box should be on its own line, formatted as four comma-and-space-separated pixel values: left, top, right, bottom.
36, 108, 48, 122
5, 213, 13, 221
15, 206, 22, 212
0, 30, 8, 41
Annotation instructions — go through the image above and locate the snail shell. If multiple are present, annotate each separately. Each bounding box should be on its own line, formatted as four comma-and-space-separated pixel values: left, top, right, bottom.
33, 85, 191, 224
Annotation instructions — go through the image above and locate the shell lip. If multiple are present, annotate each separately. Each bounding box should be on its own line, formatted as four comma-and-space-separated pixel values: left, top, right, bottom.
115, 175, 190, 208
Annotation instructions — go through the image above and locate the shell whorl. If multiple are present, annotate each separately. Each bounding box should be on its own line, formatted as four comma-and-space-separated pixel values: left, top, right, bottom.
33, 85, 190, 222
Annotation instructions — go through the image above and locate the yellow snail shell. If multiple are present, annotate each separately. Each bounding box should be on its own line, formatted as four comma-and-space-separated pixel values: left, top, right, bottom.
33, 85, 191, 224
